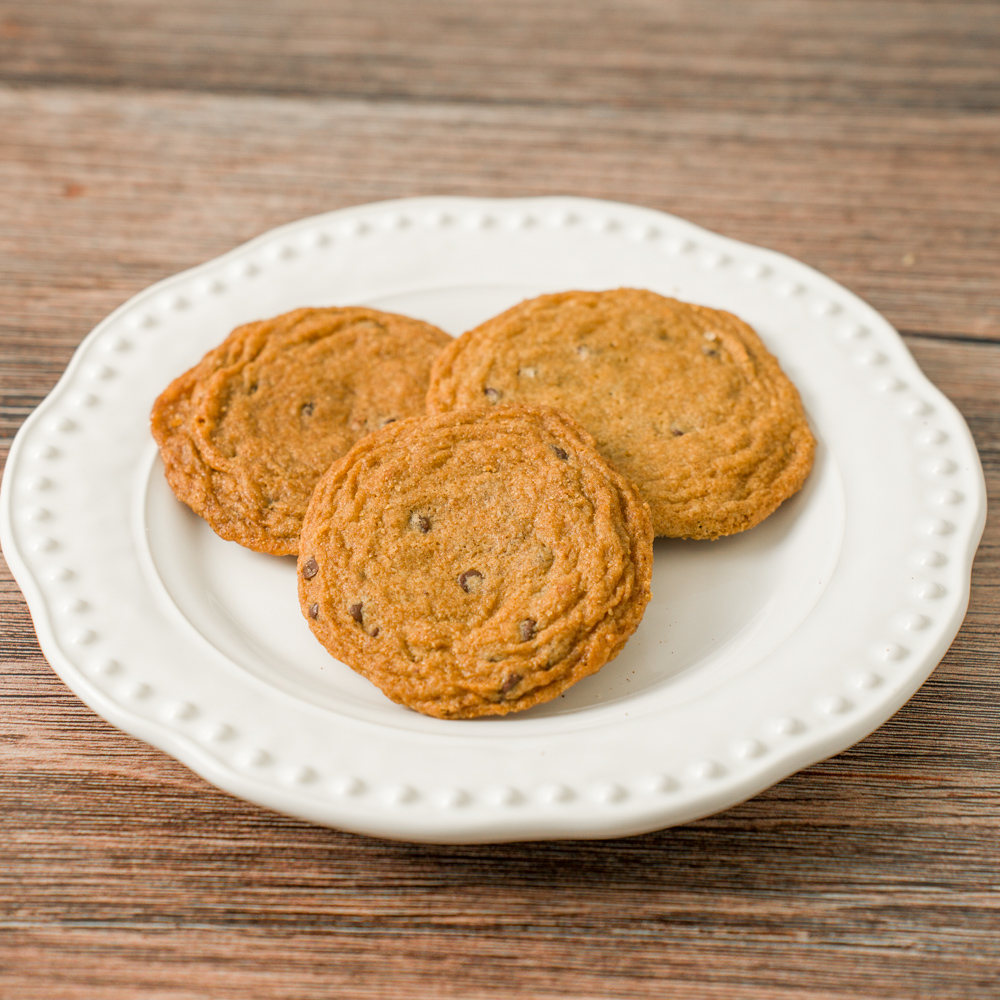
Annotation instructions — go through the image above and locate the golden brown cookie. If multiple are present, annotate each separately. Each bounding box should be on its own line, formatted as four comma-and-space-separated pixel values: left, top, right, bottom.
298, 405, 653, 719
427, 289, 815, 539
151, 307, 452, 555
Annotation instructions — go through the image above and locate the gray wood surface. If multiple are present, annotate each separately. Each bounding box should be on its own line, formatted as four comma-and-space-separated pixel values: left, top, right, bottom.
1, 3, 998, 998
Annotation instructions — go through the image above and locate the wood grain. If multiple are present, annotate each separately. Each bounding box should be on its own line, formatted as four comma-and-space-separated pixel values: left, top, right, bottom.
1, 0, 998, 113
1, 2, 999, 997
0, 87, 997, 349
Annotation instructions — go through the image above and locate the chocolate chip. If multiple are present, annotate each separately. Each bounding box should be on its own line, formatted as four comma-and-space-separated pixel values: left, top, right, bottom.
410, 513, 431, 533
703, 347, 720, 359
248, 383, 258, 395
552, 446, 568, 460
301, 402, 314, 416
501, 673, 522, 697
308, 603, 319, 619
302, 557, 319, 579
672, 427, 685, 437
379, 416, 397, 427
483, 387, 501, 402
518, 618, 536, 642
370, 627, 379, 638
348, 602, 364, 623
458, 569, 483, 593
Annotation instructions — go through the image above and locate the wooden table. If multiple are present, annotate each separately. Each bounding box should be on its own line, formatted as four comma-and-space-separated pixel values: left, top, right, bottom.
2, 3, 998, 997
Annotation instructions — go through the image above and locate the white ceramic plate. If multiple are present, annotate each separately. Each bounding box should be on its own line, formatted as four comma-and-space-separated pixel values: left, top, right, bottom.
1, 197, 985, 843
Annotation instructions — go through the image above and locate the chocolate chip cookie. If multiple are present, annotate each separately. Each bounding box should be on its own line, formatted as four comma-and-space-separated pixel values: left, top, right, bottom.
298, 405, 653, 719
151, 306, 452, 555
426, 289, 815, 539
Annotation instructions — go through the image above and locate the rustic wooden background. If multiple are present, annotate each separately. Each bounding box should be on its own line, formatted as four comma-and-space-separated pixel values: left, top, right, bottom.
1, 2, 998, 997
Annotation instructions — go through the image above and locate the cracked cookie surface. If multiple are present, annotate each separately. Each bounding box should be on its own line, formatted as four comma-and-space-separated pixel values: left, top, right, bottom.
298, 405, 653, 719
426, 289, 815, 539
151, 306, 452, 555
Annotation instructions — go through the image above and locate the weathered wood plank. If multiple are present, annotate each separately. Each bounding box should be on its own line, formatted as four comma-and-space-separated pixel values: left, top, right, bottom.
1, 0, 998, 113
0, 923, 997, 1000
0, 86, 997, 348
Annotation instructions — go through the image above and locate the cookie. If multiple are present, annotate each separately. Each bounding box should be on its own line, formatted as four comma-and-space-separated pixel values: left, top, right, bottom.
426, 288, 815, 539
298, 405, 653, 719
151, 306, 452, 555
